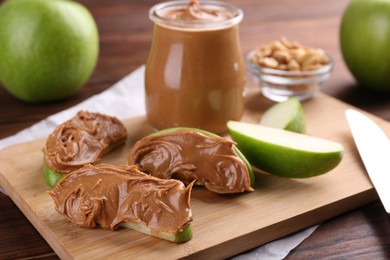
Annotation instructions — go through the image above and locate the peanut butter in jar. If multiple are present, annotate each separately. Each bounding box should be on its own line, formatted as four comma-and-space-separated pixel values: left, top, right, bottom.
145, 0, 246, 133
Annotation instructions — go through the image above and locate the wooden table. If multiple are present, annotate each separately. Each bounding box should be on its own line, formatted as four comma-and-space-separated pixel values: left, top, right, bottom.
1, 0, 390, 259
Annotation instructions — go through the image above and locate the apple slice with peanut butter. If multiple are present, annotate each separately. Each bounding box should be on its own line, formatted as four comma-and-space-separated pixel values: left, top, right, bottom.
42, 111, 127, 187
48, 164, 193, 243
128, 127, 254, 194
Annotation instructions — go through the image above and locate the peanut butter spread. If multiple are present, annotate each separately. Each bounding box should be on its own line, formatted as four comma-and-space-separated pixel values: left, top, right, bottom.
128, 129, 253, 194
161, 0, 233, 21
43, 111, 127, 174
48, 164, 193, 233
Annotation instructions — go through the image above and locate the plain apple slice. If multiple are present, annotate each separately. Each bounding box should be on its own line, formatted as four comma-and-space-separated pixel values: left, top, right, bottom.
260, 97, 306, 133
227, 121, 343, 178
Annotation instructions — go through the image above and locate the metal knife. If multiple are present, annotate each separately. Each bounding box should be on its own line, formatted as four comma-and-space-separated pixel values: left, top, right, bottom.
345, 109, 390, 214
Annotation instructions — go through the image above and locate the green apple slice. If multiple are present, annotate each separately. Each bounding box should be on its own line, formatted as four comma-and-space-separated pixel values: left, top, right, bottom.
147, 127, 255, 188
260, 97, 306, 133
43, 164, 66, 188
121, 222, 192, 243
227, 121, 343, 178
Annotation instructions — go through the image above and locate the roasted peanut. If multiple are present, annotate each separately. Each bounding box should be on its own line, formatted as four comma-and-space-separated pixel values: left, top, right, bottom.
251, 37, 330, 72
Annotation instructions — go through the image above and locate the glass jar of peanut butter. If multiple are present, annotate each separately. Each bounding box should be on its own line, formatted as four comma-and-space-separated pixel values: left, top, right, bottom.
145, 0, 246, 133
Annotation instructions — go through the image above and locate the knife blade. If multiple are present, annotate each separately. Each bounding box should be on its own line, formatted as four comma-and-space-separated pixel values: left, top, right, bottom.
345, 109, 390, 214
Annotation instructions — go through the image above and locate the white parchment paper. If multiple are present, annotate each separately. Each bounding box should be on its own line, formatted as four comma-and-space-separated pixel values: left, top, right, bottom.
0, 65, 317, 259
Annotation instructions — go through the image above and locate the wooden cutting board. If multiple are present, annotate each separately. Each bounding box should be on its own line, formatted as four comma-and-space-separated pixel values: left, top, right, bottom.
0, 91, 384, 259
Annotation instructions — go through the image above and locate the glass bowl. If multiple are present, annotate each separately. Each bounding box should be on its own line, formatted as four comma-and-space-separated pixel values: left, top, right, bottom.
246, 50, 333, 102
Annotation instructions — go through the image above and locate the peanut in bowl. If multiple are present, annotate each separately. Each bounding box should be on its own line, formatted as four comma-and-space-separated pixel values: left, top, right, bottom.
246, 38, 333, 102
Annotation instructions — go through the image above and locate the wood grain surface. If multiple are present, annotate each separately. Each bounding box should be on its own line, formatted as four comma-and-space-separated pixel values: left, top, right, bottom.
1, 0, 390, 259
0, 91, 387, 259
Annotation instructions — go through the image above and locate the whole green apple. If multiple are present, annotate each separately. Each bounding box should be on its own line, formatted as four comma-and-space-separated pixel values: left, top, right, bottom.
0, 0, 99, 102
340, 0, 390, 93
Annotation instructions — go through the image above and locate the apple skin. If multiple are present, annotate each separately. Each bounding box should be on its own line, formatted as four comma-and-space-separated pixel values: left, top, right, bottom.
227, 121, 343, 178
0, 0, 99, 102
340, 0, 390, 93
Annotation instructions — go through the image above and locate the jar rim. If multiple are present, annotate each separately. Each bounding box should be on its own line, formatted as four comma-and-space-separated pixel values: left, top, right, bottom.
149, 0, 243, 30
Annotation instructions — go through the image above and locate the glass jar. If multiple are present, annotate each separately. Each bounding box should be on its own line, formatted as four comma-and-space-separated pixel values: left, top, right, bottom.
145, 0, 246, 133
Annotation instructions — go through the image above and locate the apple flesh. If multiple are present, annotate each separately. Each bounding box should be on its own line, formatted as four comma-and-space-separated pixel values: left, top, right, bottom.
260, 97, 306, 133
121, 222, 192, 243
0, 0, 99, 102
